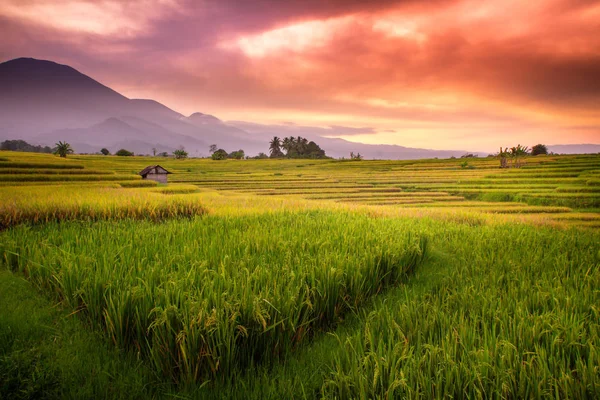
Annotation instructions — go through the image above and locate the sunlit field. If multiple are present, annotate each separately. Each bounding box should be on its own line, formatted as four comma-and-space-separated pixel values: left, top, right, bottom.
1, 151, 599, 398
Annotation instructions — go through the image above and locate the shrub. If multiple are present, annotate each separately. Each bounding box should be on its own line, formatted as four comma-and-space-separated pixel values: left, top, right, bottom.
115, 149, 134, 157
531, 144, 548, 156
211, 149, 228, 160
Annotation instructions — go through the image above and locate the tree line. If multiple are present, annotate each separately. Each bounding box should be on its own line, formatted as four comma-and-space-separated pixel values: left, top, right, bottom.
268, 136, 328, 159
498, 144, 548, 168
1, 140, 53, 154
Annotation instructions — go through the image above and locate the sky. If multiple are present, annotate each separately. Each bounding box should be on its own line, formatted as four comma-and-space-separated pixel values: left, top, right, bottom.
1, 0, 599, 151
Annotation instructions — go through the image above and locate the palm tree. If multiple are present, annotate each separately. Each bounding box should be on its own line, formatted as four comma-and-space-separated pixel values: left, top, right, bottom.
297, 136, 309, 156
54, 141, 73, 158
282, 136, 297, 157
281, 137, 290, 154
509, 144, 529, 168
269, 136, 283, 158
499, 147, 509, 168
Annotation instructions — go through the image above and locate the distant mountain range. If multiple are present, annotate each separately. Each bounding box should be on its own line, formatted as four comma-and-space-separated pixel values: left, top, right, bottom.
547, 144, 600, 155
0, 58, 596, 158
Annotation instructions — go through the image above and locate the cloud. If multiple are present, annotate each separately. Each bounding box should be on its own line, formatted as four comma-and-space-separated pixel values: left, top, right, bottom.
1, 0, 599, 151
0, 0, 181, 36
328, 126, 378, 135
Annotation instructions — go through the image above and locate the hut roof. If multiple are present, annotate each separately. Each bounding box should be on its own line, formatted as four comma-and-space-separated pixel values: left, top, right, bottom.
139, 165, 171, 176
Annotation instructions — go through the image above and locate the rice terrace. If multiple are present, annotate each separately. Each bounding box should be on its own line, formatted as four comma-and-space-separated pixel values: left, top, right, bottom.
1, 149, 599, 399
2, 0, 600, 398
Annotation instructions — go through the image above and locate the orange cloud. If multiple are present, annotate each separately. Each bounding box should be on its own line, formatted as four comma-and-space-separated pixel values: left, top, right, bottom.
1, 0, 598, 151
0, 0, 180, 36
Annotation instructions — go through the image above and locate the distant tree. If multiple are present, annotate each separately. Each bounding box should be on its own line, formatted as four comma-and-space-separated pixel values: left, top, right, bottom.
305, 141, 326, 158
54, 141, 73, 158
498, 147, 510, 168
211, 149, 228, 160
499, 144, 528, 168
531, 144, 548, 156
209, 144, 218, 154
255, 152, 269, 159
510, 144, 529, 168
1, 139, 52, 153
229, 149, 245, 159
276, 136, 329, 159
350, 152, 363, 160
158, 152, 169, 157
100, 148, 110, 155
115, 148, 134, 156
173, 148, 188, 159
269, 137, 284, 158
152, 147, 157, 156
282, 136, 297, 157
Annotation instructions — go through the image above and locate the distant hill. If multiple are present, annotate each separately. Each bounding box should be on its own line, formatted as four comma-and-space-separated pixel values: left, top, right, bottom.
2, 57, 592, 159
548, 144, 600, 154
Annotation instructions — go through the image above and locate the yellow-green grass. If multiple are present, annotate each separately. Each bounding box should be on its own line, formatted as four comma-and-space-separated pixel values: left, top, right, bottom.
1, 151, 598, 395
0, 168, 113, 175
150, 184, 200, 194
317, 222, 600, 399
0, 186, 206, 229
4, 205, 597, 397
304, 191, 455, 199
1, 151, 598, 226
1, 211, 427, 384
0, 174, 140, 182
0, 162, 85, 169
118, 180, 159, 188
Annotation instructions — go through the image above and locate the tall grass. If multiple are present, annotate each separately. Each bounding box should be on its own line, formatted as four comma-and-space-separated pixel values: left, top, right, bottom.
0, 174, 138, 182
1, 211, 427, 384
0, 168, 113, 175
0, 186, 206, 229
321, 223, 600, 399
0, 162, 84, 169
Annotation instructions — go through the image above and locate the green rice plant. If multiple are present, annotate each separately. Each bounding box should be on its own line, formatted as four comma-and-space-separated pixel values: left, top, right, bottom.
320, 222, 600, 399
516, 193, 600, 208
475, 192, 516, 202
556, 186, 600, 193
340, 196, 464, 205
0, 186, 206, 229
119, 180, 159, 188
0, 212, 427, 384
0, 168, 113, 175
150, 184, 199, 194
0, 174, 139, 182
0, 162, 85, 169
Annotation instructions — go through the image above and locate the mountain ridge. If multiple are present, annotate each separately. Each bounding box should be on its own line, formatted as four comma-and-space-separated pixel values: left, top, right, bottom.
3, 57, 593, 158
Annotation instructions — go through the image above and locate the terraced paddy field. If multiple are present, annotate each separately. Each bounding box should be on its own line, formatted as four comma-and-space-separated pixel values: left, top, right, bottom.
1, 151, 599, 399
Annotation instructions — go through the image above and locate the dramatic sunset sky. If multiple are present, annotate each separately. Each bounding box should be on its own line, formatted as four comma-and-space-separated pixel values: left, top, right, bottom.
1, 0, 599, 151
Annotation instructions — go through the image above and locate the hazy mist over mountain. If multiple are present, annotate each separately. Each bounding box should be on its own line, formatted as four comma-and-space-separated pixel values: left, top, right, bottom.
1, 58, 596, 158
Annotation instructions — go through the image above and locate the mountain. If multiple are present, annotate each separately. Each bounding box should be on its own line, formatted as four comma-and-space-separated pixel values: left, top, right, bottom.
0, 57, 261, 156
227, 121, 482, 159
548, 144, 600, 155
188, 112, 223, 125
0, 58, 129, 137
40, 117, 208, 155
0, 57, 498, 158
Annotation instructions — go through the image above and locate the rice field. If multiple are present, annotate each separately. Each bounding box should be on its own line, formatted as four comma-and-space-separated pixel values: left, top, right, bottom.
2, 212, 427, 384
0, 150, 599, 398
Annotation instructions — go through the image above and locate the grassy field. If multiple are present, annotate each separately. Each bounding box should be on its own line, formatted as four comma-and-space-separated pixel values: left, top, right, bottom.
1, 150, 599, 398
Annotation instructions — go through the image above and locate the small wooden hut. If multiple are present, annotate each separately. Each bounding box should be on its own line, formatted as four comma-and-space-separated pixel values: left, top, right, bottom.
139, 165, 171, 183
